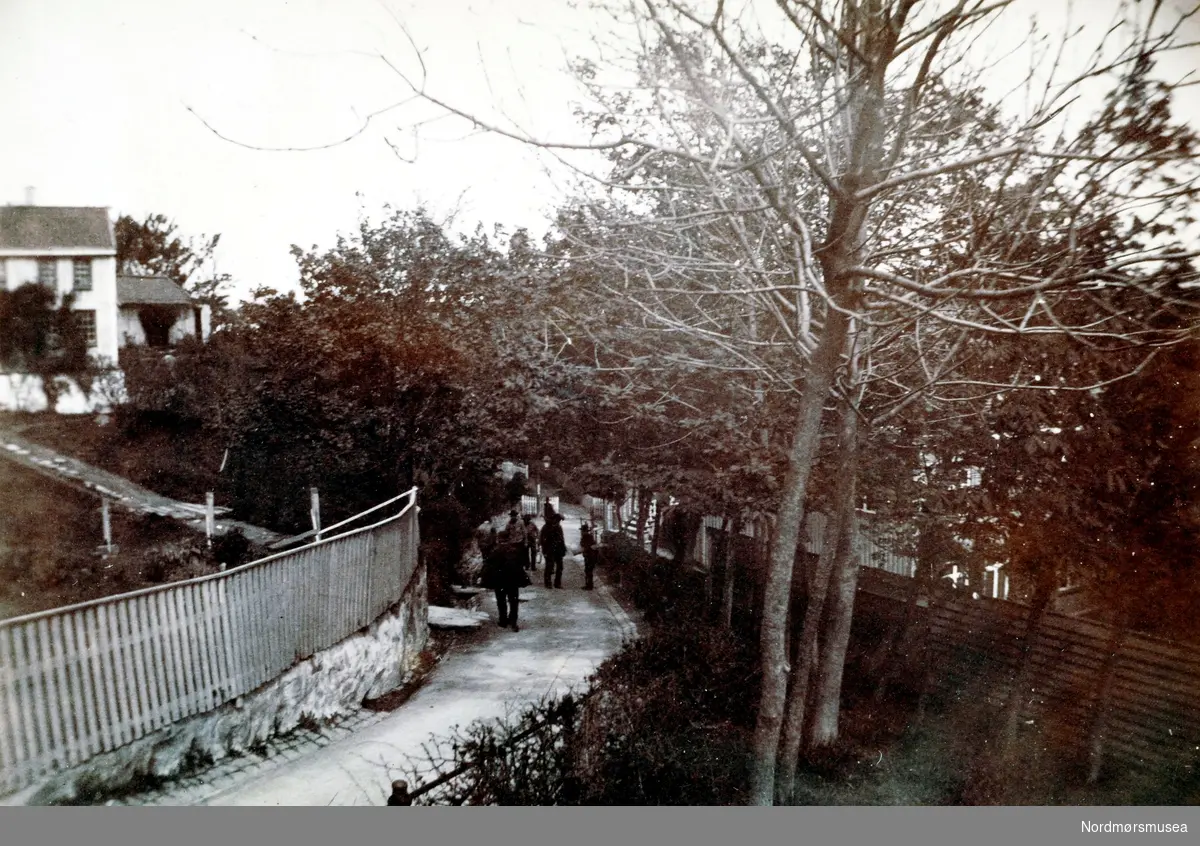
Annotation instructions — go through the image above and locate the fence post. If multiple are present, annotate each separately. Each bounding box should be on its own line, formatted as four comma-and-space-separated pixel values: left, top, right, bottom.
101, 497, 113, 554
205, 492, 215, 547
310, 487, 321, 541
559, 694, 580, 803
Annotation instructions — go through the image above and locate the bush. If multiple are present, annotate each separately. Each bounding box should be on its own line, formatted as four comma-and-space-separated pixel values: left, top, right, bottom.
139, 537, 215, 583
211, 528, 259, 569
601, 533, 702, 623
571, 624, 759, 804
419, 495, 476, 603
396, 695, 580, 806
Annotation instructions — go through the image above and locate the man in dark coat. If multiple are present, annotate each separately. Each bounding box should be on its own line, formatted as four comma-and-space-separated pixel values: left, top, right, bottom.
523, 514, 540, 571
491, 510, 526, 631
489, 541, 526, 632
541, 512, 567, 589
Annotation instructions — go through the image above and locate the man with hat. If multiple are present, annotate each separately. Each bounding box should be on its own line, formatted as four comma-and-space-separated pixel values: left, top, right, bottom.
500, 509, 524, 546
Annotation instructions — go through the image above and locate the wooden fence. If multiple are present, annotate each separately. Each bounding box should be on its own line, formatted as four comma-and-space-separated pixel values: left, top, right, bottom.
520, 495, 560, 517
857, 567, 1200, 779
0, 488, 420, 797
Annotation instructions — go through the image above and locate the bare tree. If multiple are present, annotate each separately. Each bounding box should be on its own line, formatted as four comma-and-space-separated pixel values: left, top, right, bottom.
199, 0, 1200, 804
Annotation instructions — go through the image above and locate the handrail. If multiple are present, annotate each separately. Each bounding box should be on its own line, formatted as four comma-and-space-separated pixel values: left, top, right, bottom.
0, 487, 419, 629
266, 488, 418, 549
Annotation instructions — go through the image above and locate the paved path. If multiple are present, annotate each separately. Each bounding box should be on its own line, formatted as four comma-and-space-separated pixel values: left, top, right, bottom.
0, 427, 282, 546
112, 512, 638, 806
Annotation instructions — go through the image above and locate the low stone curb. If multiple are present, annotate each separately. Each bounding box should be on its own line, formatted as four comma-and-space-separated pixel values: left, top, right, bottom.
109, 708, 390, 806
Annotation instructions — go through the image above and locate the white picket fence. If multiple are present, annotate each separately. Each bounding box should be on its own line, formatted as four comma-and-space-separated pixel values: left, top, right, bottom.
520, 495, 559, 516
0, 489, 420, 797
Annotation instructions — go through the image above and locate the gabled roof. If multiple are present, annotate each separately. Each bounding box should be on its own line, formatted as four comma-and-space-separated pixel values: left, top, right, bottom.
117, 275, 194, 307
0, 206, 114, 251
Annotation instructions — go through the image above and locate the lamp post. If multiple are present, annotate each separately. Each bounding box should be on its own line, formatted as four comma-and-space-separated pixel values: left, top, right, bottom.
535, 455, 551, 514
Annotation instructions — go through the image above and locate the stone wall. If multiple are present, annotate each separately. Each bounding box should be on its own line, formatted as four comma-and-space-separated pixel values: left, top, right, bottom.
18, 565, 428, 805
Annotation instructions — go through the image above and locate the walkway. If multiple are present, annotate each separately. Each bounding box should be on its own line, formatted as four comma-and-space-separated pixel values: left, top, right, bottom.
0, 427, 282, 546
111, 511, 638, 806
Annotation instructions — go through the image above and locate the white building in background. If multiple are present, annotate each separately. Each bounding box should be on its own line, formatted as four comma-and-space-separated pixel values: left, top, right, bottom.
0, 204, 119, 413
117, 275, 211, 348
0, 201, 212, 414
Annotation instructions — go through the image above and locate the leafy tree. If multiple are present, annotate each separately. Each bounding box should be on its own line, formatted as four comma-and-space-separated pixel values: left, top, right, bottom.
118, 208, 568, 542
505, 472, 529, 506
115, 212, 233, 325
0, 284, 93, 412
392, 0, 1200, 803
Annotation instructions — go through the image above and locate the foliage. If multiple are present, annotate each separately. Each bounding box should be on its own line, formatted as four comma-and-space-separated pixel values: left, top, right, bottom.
419, 494, 477, 604
524, 1, 1200, 801
394, 621, 758, 805
0, 284, 97, 411
503, 471, 527, 506
394, 695, 582, 806
115, 212, 233, 326
116, 208, 566, 540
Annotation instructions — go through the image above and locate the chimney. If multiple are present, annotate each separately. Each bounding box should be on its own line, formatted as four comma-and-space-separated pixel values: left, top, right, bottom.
24, 186, 35, 206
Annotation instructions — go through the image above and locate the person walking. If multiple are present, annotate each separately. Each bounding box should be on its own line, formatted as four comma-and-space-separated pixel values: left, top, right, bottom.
489, 509, 528, 632
523, 514, 540, 572
541, 511, 566, 589
580, 521, 598, 590
491, 543, 526, 633
500, 509, 524, 546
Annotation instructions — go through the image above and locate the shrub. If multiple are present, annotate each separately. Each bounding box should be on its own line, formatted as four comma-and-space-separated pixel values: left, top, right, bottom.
571, 624, 760, 804
396, 695, 580, 806
139, 537, 214, 583
211, 528, 258, 569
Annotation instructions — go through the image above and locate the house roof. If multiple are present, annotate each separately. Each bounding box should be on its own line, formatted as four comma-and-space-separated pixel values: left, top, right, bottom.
117, 275, 194, 307
0, 206, 114, 251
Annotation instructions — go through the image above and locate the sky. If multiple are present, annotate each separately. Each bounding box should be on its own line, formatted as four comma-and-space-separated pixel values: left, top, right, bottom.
1, 0, 1197, 302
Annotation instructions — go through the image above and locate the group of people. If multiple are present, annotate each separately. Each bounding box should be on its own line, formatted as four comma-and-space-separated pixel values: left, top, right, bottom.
480, 502, 601, 631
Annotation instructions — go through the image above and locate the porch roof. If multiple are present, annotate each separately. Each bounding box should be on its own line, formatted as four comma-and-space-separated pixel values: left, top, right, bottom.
117, 275, 194, 307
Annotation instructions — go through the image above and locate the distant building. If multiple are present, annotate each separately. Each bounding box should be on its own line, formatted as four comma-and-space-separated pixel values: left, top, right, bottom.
0, 204, 211, 413
117, 274, 211, 350
0, 205, 119, 412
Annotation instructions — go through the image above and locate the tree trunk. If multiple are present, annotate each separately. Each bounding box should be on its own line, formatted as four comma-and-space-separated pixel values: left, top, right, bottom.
704, 514, 725, 621
748, 304, 851, 805
997, 578, 1055, 765
1086, 605, 1130, 785
807, 520, 861, 750
635, 486, 651, 549
744, 0, 902, 803
721, 516, 738, 630
679, 510, 701, 564
872, 554, 934, 703
776, 402, 858, 802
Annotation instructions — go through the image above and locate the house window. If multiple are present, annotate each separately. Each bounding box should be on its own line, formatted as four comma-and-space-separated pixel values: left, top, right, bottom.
73, 259, 92, 291
38, 259, 57, 287
75, 310, 97, 348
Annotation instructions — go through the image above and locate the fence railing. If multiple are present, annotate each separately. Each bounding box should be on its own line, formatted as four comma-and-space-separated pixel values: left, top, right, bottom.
0, 489, 420, 797
857, 567, 1200, 779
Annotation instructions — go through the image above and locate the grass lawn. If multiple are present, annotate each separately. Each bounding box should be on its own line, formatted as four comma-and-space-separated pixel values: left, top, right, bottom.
0, 458, 216, 620
0, 411, 226, 508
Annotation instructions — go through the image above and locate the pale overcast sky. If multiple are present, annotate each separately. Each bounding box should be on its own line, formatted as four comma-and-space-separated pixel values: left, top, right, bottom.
1, 0, 1196, 301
